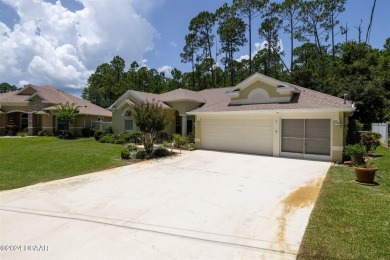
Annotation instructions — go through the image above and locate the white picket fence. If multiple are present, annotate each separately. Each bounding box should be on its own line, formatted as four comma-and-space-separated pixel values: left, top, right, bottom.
372, 123, 389, 147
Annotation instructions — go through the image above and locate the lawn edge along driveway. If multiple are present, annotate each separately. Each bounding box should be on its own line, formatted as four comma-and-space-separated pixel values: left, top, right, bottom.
297, 146, 390, 260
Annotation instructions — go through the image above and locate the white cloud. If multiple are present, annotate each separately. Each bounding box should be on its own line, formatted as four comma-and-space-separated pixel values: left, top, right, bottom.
157, 65, 172, 77
139, 59, 148, 68
170, 41, 177, 47
0, 0, 158, 96
236, 40, 283, 62
236, 54, 249, 62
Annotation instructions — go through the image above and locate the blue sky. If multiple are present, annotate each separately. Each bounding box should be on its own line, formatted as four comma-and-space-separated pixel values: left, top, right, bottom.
0, 0, 389, 96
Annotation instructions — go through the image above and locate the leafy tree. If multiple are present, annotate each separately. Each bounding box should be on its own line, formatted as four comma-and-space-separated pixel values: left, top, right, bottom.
54, 102, 80, 126
278, 0, 301, 71
297, 0, 330, 78
82, 56, 129, 108
216, 3, 247, 85
189, 11, 216, 87
167, 68, 183, 91
132, 100, 172, 155
233, 0, 269, 74
0, 83, 18, 93
181, 33, 198, 90
258, 2, 284, 76
324, 0, 346, 60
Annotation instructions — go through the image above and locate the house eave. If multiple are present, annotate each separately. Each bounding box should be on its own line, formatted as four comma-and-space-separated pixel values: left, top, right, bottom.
0, 102, 29, 106
188, 107, 356, 116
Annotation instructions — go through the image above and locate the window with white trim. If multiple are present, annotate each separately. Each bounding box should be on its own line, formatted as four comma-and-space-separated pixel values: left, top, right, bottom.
125, 119, 133, 131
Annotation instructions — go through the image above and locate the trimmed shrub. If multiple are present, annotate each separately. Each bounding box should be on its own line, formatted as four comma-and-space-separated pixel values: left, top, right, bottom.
99, 135, 113, 143
82, 127, 96, 137
187, 132, 195, 143
130, 131, 142, 144
120, 148, 130, 159
183, 143, 195, 151
59, 132, 74, 139
345, 144, 367, 157
16, 132, 27, 137
127, 143, 138, 151
135, 150, 147, 159
162, 141, 171, 147
114, 138, 126, 144
172, 134, 188, 148
361, 131, 381, 154
152, 146, 170, 157
104, 125, 114, 135
94, 130, 104, 141
38, 130, 49, 136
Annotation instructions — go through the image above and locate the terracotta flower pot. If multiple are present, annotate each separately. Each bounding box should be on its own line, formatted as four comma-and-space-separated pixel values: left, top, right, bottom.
353, 166, 378, 184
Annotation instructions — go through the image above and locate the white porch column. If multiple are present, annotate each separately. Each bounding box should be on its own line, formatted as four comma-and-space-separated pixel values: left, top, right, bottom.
181, 114, 187, 137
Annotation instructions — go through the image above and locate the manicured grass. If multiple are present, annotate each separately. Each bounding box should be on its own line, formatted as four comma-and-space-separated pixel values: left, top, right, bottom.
0, 137, 127, 191
298, 146, 390, 260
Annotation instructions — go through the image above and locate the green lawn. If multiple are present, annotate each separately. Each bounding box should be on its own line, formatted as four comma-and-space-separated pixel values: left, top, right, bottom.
0, 137, 127, 191
298, 145, 390, 260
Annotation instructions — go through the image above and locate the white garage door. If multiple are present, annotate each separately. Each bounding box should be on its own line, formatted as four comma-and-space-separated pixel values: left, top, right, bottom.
202, 118, 273, 155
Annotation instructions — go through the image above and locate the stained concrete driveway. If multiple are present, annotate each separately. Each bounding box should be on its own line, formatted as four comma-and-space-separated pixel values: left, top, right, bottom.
0, 150, 330, 259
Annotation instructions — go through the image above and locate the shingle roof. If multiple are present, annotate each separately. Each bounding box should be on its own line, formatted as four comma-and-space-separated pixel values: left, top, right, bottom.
159, 88, 205, 103
190, 85, 353, 113
0, 85, 111, 117
0, 91, 27, 102
131, 90, 171, 109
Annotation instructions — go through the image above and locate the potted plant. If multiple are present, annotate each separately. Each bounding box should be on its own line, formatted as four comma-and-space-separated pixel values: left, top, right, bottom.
345, 144, 366, 165
353, 162, 378, 184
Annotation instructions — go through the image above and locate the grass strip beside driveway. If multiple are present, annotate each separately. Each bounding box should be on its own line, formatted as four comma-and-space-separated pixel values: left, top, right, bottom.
0, 137, 126, 190
297, 146, 390, 260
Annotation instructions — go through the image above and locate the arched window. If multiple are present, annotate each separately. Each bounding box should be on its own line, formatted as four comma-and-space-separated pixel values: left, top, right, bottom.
121, 109, 133, 117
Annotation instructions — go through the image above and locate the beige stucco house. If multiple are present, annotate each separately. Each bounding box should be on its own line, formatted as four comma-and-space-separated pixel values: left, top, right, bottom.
109, 73, 355, 162
0, 84, 111, 136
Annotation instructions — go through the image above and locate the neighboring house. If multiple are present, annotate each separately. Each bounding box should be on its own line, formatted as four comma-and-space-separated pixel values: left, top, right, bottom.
0, 85, 111, 136
109, 73, 355, 161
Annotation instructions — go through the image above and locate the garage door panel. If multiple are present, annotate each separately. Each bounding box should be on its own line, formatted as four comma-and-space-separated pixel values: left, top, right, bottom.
305, 139, 330, 155
202, 118, 273, 155
282, 119, 331, 158
305, 119, 331, 139
282, 138, 304, 153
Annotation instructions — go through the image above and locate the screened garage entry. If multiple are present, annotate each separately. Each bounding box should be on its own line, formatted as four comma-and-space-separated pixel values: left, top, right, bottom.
281, 119, 331, 160
202, 118, 273, 155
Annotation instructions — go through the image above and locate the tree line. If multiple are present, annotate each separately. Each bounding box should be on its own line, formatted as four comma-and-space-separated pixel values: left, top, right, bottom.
82, 0, 389, 129
0, 0, 386, 130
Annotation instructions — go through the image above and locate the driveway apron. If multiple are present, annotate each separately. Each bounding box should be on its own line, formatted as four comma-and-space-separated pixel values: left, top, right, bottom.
0, 150, 330, 259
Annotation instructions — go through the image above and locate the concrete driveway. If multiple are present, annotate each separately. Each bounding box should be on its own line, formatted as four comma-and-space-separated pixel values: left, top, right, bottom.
0, 150, 330, 259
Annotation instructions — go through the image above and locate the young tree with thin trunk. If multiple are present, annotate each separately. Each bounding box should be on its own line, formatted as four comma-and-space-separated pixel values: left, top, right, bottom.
132, 100, 172, 155
54, 102, 80, 132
